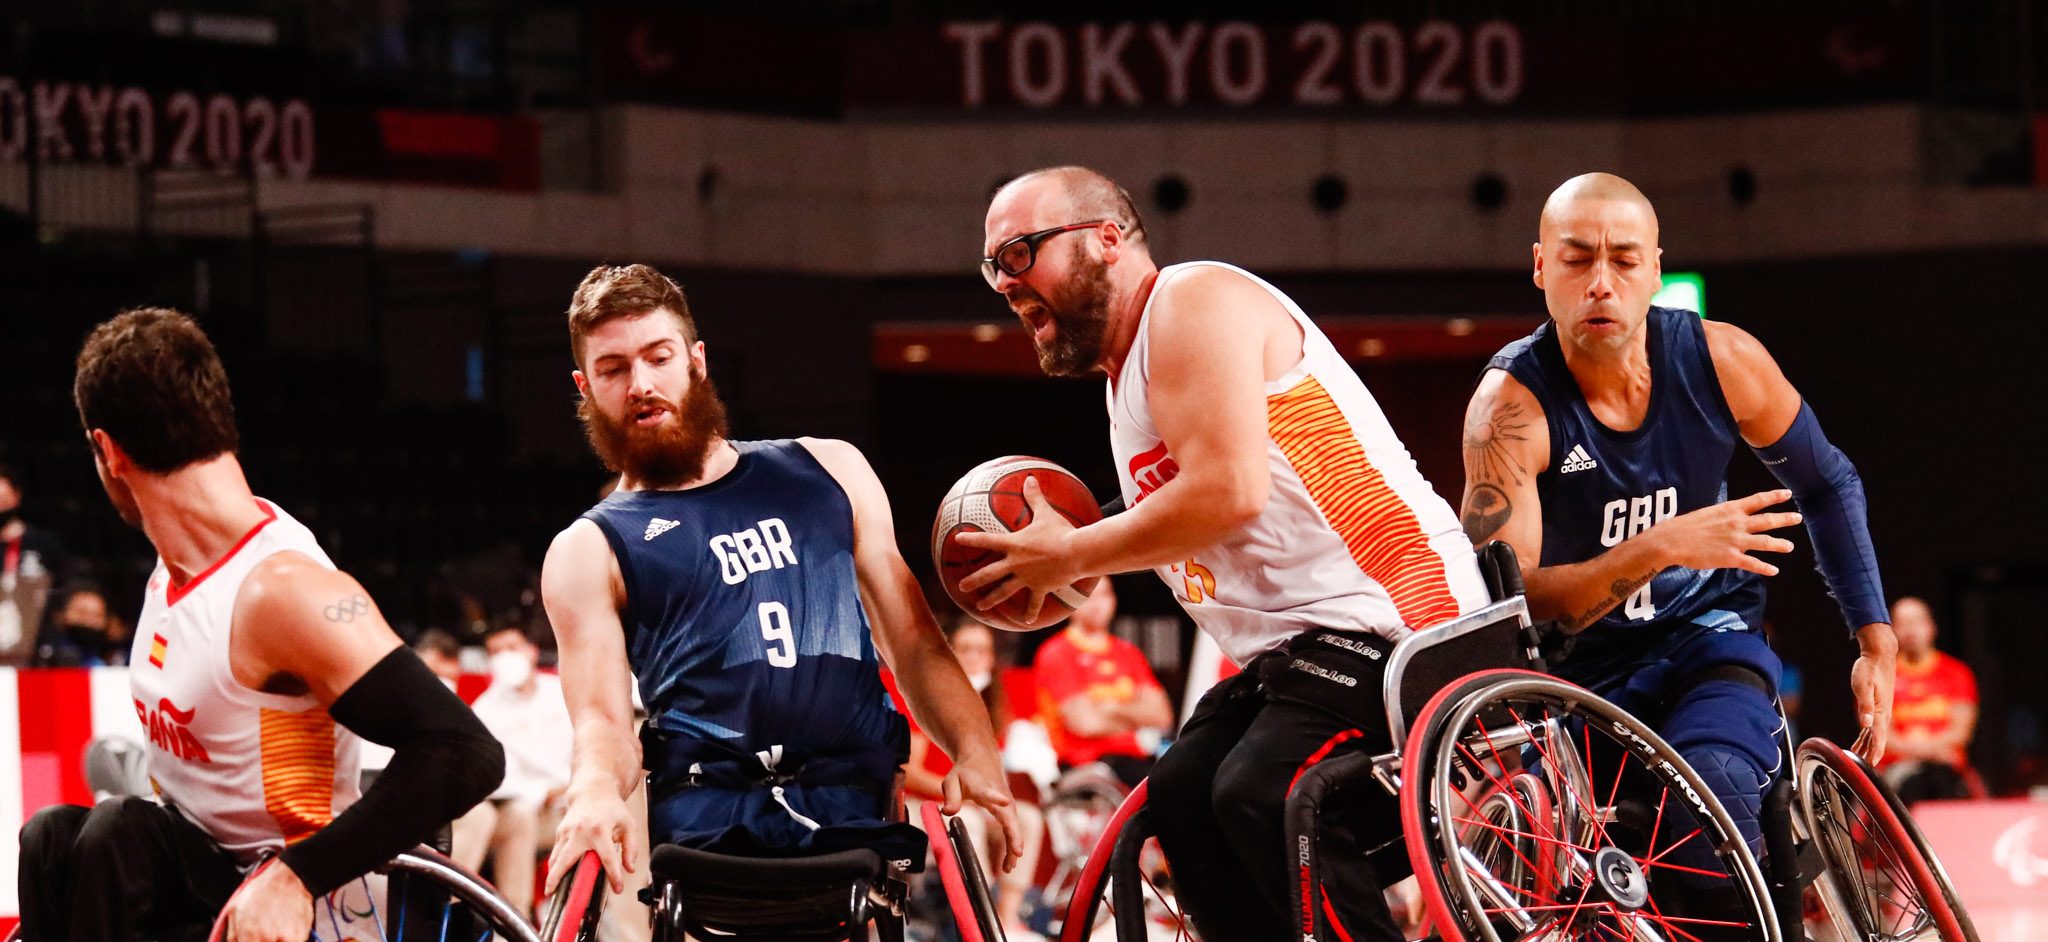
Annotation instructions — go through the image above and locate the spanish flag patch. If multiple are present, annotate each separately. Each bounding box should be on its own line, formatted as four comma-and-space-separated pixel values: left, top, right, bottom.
149, 633, 168, 669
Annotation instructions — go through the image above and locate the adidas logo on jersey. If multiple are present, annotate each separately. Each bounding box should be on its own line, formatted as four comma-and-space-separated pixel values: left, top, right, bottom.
644, 518, 681, 541
1560, 444, 1600, 474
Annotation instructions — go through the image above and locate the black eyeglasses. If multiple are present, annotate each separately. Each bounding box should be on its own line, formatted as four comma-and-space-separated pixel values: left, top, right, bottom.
981, 221, 1118, 288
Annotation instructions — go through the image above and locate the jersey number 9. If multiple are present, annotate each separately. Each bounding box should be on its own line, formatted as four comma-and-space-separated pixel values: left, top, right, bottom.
759, 601, 797, 668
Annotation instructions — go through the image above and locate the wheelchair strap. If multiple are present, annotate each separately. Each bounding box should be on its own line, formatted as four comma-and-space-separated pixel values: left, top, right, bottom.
644, 724, 898, 795
769, 785, 824, 831
1671, 663, 1773, 699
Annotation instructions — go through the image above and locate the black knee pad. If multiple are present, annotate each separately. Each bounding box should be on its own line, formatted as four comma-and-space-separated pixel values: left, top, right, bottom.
72, 796, 160, 858
20, 804, 89, 851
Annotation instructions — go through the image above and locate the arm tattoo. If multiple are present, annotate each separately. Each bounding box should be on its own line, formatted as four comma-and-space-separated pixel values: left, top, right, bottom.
1461, 483, 1513, 543
1464, 400, 1531, 487
323, 595, 371, 623
1562, 572, 1655, 633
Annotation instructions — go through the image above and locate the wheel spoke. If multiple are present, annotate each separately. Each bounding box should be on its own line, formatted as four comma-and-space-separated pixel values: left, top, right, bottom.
1451, 800, 1551, 879
1643, 789, 1668, 871
1629, 857, 1732, 880
1474, 712, 1570, 838
1626, 907, 1706, 942
1642, 826, 1702, 867
1508, 705, 1605, 855
1135, 845, 1190, 942
1423, 681, 1776, 942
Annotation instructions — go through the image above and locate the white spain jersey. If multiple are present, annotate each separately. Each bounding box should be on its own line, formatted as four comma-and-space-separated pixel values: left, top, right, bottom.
1108, 261, 1487, 665
128, 499, 362, 867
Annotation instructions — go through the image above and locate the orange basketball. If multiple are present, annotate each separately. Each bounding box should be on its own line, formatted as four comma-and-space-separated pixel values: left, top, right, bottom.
931, 456, 1104, 631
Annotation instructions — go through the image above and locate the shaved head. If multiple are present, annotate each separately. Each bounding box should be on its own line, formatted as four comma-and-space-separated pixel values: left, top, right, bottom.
1891, 595, 1937, 659
1540, 172, 1658, 243
1531, 172, 1666, 355
992, 166, 1147, 245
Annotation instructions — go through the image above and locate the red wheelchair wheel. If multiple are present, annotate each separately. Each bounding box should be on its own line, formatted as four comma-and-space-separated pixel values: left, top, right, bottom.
1795, 737, 1977, 942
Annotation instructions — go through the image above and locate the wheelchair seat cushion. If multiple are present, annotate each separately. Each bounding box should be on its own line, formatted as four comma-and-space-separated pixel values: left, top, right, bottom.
651, 844, 889, 891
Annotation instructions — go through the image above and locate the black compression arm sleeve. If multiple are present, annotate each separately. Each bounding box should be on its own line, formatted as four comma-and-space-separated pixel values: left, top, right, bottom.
279, 648, 505, 897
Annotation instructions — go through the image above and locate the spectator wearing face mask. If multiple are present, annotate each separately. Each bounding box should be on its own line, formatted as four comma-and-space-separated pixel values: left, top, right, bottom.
2, 462, 69, 664
451, 623, 574, 921
34, 585, 124, 667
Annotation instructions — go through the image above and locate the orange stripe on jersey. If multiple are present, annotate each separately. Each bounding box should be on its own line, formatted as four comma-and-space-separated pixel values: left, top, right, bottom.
260, 708, 338, 844
1267, 376, 1462, 629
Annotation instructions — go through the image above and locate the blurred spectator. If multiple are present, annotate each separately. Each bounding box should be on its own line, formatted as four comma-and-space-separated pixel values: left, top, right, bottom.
1032, 581, 1172, 786
1778, 660, 1804, 739
1, 462, 66, 664
896, 620, 1048, 942
451, 624, 573, 921
1880, 597, 1982, 803
415, 628, 466, 687
33, 585, 127, 667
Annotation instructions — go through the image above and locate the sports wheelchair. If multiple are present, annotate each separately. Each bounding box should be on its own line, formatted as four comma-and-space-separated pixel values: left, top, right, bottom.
183, 802, 1011, 942
1054, 543, 1976, 942
197, 846, 547, 942
533, 786, 1013, 942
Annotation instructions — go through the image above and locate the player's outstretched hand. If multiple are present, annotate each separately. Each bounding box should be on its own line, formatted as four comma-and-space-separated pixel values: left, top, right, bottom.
955, 475, 1082, 622
941, 756, 1022, 873
1849, 622, 1897, 765
1655, 489, 1802, 576
219, 858, 313, 942
546, 784, 637, 895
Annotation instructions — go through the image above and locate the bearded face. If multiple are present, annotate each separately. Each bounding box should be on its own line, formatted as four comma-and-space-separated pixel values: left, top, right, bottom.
1014, 242, 1115, 377
578, 361, 731, 489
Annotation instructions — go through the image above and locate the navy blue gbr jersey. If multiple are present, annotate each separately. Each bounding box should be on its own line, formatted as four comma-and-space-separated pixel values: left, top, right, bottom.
580, 439, 906, 790
1490, 308, 1766, 675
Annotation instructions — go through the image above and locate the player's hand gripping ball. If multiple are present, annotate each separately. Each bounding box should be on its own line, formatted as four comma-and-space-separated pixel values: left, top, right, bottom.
932, 456, 1102, 630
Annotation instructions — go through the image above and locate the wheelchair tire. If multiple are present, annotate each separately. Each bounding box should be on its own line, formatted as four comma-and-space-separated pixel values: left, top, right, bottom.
922, 802, 998, 942
539, 850, 607, 942
1401, 669, 1782, 942
1055, 779, 1196, 942
1794, 737, 1977, 942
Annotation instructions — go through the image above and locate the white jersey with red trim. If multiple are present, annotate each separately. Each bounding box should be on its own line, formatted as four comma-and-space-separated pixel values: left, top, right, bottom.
1108, 261, 1487, 665
128, 499, 362, 867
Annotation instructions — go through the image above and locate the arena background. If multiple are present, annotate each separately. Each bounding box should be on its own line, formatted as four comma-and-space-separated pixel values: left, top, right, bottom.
2, 0, 2046, 936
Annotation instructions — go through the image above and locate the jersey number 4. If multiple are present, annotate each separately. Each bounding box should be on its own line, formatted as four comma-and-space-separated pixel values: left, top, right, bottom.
759, 601, 797, 668
1623, 583, 1655, 621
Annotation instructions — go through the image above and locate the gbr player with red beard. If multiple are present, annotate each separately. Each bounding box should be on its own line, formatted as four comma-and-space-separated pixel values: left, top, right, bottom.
540, 265, 1018, 898
960, 167, 1488, 942
19, 309, 502, 942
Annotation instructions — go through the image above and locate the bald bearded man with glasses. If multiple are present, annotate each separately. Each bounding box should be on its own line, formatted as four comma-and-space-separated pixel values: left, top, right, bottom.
961, 166, 1487, 942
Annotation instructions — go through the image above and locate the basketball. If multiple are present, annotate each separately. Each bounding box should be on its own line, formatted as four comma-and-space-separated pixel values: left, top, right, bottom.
931, 456, 1105, 631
